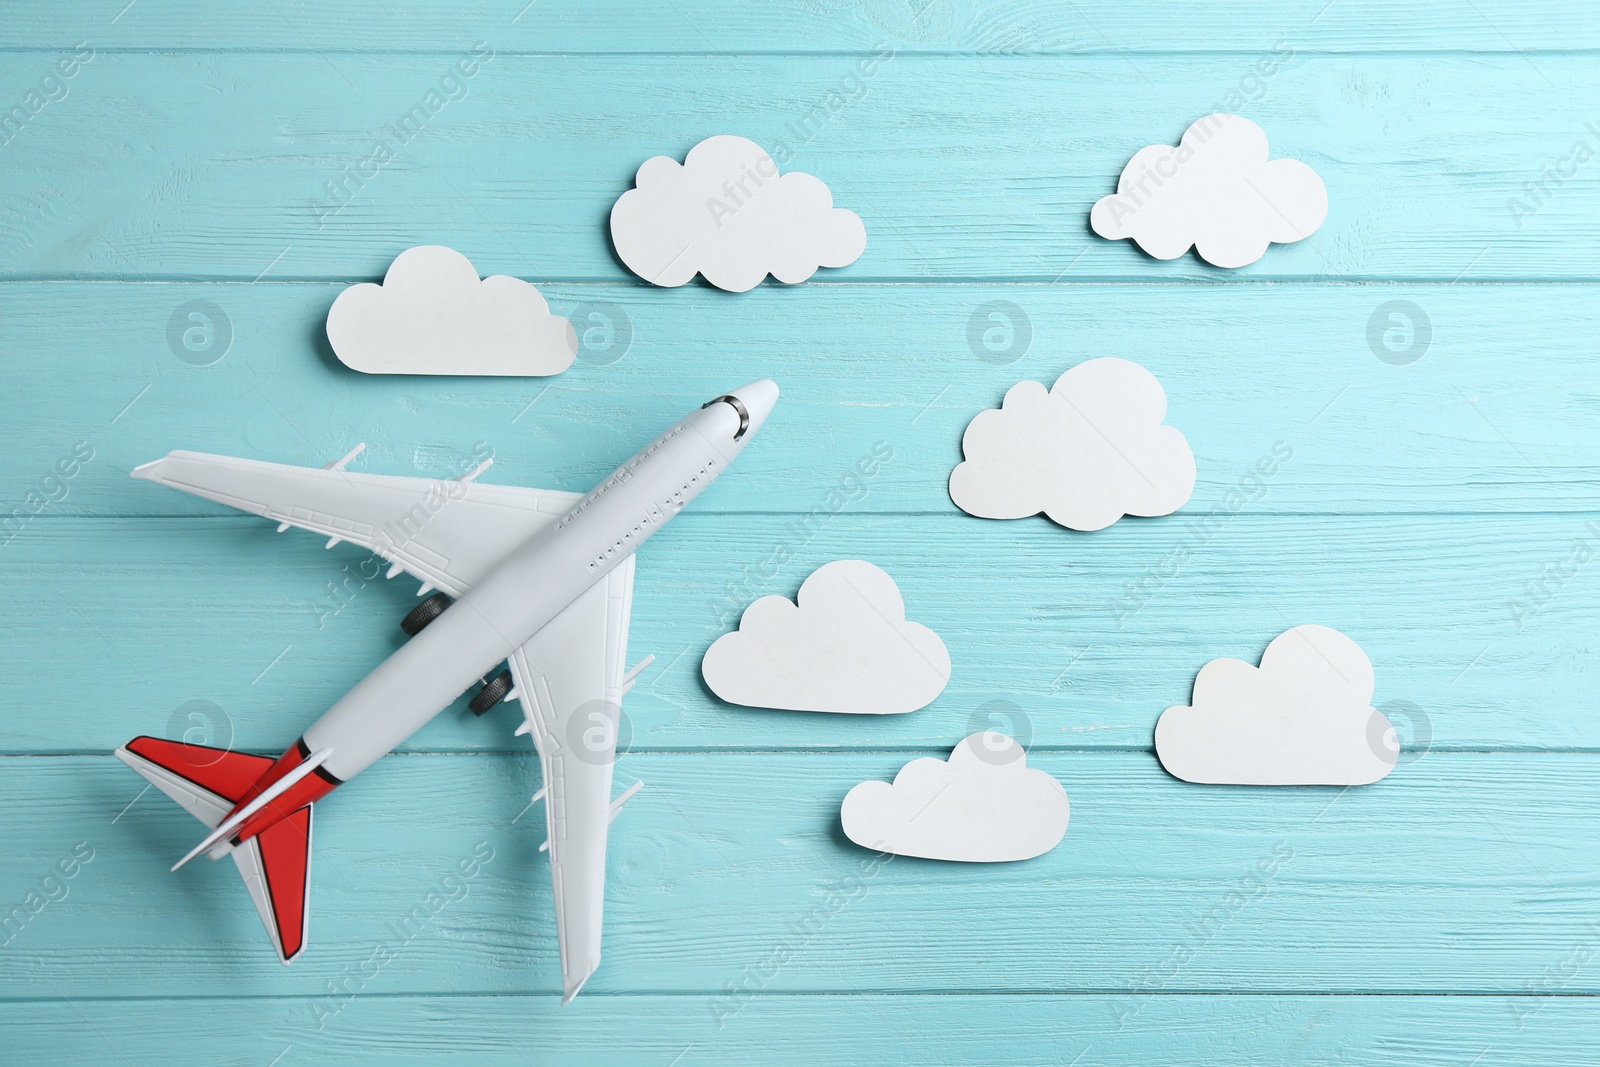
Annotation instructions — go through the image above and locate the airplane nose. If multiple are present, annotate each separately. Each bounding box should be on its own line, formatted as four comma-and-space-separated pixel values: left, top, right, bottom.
727, 379, 778, 439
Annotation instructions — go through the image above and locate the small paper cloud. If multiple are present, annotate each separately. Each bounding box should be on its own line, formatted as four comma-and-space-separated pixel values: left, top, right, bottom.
609, 135, 866, 293
326, 245, 577, 375
841, 733, 1069, 862
702, 559, 949, 714
1155, 625, 1398, 786
948, 357, 1195, 532
1091, 114, 1327, 268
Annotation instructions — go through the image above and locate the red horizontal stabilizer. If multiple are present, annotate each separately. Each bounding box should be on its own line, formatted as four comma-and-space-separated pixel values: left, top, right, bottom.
123, 735, 273, 804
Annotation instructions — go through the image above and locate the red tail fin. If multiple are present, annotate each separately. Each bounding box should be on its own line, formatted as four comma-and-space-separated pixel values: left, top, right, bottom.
115, 736, 315, 964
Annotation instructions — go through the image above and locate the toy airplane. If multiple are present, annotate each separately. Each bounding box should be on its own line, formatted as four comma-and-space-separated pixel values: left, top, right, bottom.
115, 380, 778, 1003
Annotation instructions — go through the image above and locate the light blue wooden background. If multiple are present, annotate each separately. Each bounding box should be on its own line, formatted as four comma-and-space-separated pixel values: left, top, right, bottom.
3, 2, 1598, 1063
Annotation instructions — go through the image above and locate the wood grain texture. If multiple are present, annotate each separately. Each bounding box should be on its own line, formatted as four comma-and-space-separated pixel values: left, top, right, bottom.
3, 752, 1597, 1000
16, 1, 1600, 53
0, 281, 1594, 515
2, 4, 1596, 1062
6, 995, 1599, 1066
3, 513, 1595, 754
0, 54, 1596, 281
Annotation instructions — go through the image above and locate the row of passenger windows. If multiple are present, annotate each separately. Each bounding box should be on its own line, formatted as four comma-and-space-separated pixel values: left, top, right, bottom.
555, 428, 682, 533
585, 454, 716, 571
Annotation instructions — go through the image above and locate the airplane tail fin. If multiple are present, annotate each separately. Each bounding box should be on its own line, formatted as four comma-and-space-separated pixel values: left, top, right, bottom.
115, 736, 315, 964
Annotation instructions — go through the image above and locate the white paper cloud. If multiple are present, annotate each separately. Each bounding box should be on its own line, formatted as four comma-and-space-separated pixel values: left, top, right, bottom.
609, 135, 866, 293
702, 560, 949, 714
841, 732, 1069, 862
1155, 625, 1398, 786
326, 245, 577, 375
1091, 114, 1327, 269
948, 357, 1195, 532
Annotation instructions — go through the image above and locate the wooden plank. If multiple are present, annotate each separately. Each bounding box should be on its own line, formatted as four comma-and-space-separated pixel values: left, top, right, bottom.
1, 751, 1596, 999
15, 1, 1600, 54
1, 54, 1597, 281
2, 512, 1594, 754
4, 993, 1598, 1066
0, 281, 1595, 516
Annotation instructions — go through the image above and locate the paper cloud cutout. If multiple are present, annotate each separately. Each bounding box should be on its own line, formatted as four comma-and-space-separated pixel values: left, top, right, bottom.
609, 135, 866, 293
701, 560, 949, 714
1155, 625, 1398, 786
949, 357, 1195, 532
326, 245, 577, 375
841, 733, 1069, 862
1091, 114, 1327, 268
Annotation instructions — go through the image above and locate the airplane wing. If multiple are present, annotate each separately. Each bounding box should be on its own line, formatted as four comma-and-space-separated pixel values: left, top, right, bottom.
131, 449, 581, 597
505, 554, 644, 1004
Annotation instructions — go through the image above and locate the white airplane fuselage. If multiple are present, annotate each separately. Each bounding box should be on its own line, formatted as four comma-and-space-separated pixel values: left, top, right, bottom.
220, 382, 777, 843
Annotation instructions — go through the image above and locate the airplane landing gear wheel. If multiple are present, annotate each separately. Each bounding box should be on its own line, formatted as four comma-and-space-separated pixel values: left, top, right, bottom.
400, 592, 452, 637
470, 669, 514, 716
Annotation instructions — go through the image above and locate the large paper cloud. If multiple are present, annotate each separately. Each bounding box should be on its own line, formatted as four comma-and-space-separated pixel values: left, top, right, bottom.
326, 245, 577, 375
1091, 114, 1327, 268
609, 135, 866, 293
948, 357, 1195, 532
1155, 625, 1398, 786
841, 732, 1069, 862
701, 559, 949, 714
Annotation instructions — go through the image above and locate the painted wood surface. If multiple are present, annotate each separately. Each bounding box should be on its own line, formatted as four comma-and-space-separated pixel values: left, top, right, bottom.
5, 752, 1598, 999
2, 54, 1597, 282
20, 1, 1600, 53
2, 513, 1595, 753
3, 2, 1598, 1063
2, 282, 1595, 515
9, 995, 1599, 1066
